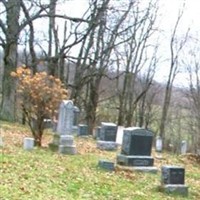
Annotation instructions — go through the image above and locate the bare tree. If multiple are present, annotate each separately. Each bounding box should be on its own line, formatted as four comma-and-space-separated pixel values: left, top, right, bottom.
184, 45, 200, 153
0, 0, 20, 121
159, 2, 189, 146
69, 0, 135, 134
115, 0, 159, 127
0, 0, 90, 120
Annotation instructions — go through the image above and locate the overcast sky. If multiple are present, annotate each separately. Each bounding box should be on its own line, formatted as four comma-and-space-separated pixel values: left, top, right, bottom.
50, 0, 200, 86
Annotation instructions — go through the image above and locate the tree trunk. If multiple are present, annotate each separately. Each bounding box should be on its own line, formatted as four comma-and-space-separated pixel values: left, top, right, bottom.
0, 0, 20, 121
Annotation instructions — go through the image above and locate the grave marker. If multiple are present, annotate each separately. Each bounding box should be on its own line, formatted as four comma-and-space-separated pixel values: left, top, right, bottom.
78, 124, 88, 136
117, 127, 157, 173
23, 137, 34, 150
160, 165, 188, 196
49, 100, 77, 155
99, 122, 117, 142
181, 140, 187, 154
56, 100, 74, 135
97, 122, 118, 151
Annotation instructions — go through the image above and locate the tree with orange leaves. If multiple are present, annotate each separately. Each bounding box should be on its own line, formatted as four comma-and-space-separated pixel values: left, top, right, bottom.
11, 66, 68, 146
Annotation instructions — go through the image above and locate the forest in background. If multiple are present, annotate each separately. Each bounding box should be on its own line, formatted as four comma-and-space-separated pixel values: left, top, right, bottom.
0, 0, 199, 153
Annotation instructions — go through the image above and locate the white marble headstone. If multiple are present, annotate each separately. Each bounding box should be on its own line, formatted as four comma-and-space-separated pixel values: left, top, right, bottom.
181, 140, 187, 154
156, 136, 163, 152
23, 137, 34, 150
56, 100, 74, 135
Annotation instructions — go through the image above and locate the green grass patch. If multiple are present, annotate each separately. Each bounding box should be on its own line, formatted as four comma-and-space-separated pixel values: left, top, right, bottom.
0, 121, 200, 200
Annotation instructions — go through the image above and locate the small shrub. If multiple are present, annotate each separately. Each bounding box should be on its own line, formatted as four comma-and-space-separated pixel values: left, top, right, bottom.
11, 66, 68, 146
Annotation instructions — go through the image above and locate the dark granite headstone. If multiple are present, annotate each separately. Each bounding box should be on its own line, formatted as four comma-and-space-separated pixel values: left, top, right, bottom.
121, 127, 153, 156
117, 155, 154, 166
73, 106, 80, 126
117, 127, 156, 169
99, 122, 117, 142
78, 124, 88, 136
94, 126, 101, 139
161, 166, 185, 185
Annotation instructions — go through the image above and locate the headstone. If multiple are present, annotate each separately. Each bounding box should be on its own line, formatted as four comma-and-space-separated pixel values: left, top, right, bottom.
43, 118, 52, 129
121, 127, 153, 156
78, 124, 88, 136
98, 160, 115, 171
161, 166, 185, 185
117, 127, 157, 173
160, 165, 188, 196
97, 141, 118, 151
94, 126, 101, 139
72, 106, 80, 135
49, 100, 77, 155
73, 106, 80, 126
97, 122, 118, 151
181, 140, 187, 154
23, 137, 35, 150
156, 136, 162, 152
99, 122, 117, 142
56, 100, 74, 135
58, 135, 76, 154
116, 126, 124, 144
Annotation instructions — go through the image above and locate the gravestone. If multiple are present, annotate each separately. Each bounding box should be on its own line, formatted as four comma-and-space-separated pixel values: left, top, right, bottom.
78, 124, 88, 136
23, 137, 35, 150
56, 100, 74, 135
160, 165, 188, 196
116, 126, 124, 144
43, 118, 52, 129
156, 136, 163, 152
73, 106, 80, 126
97, 140, 118, 150
49, 100, 77, 155
121, 127, 153, 156
97, 122, 118, 151
94, 126, 101, 139
72, 106, 80, 135
99, 122, 117, 141
117, 127, 157, 173
181, 140, 187, 154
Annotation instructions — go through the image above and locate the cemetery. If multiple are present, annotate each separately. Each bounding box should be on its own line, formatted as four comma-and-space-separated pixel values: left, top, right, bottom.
1, 117, 200, 200
1, 0, 200, 199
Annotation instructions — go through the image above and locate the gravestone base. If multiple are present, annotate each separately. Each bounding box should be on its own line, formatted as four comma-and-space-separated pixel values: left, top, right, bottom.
49, 143, 59, 151
97, 141, 118, 151
117, 165, 158, 174
59, 145, 77, 155
117, 154, 154, 166
159, 184, 188, 196
98, 160, 115, 171
49, 134, 77, 155
72, 126, 78, 135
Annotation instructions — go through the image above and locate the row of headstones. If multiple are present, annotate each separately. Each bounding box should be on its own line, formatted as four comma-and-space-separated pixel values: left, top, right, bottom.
42, 99, 188, 155
155, 136, 188, 154
95, 122, 188, 154
98, 160, 188, 196
96, 125, 188, 196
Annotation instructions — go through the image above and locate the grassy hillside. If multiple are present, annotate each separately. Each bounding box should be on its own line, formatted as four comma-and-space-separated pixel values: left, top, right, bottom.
0, 121, 200, 200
